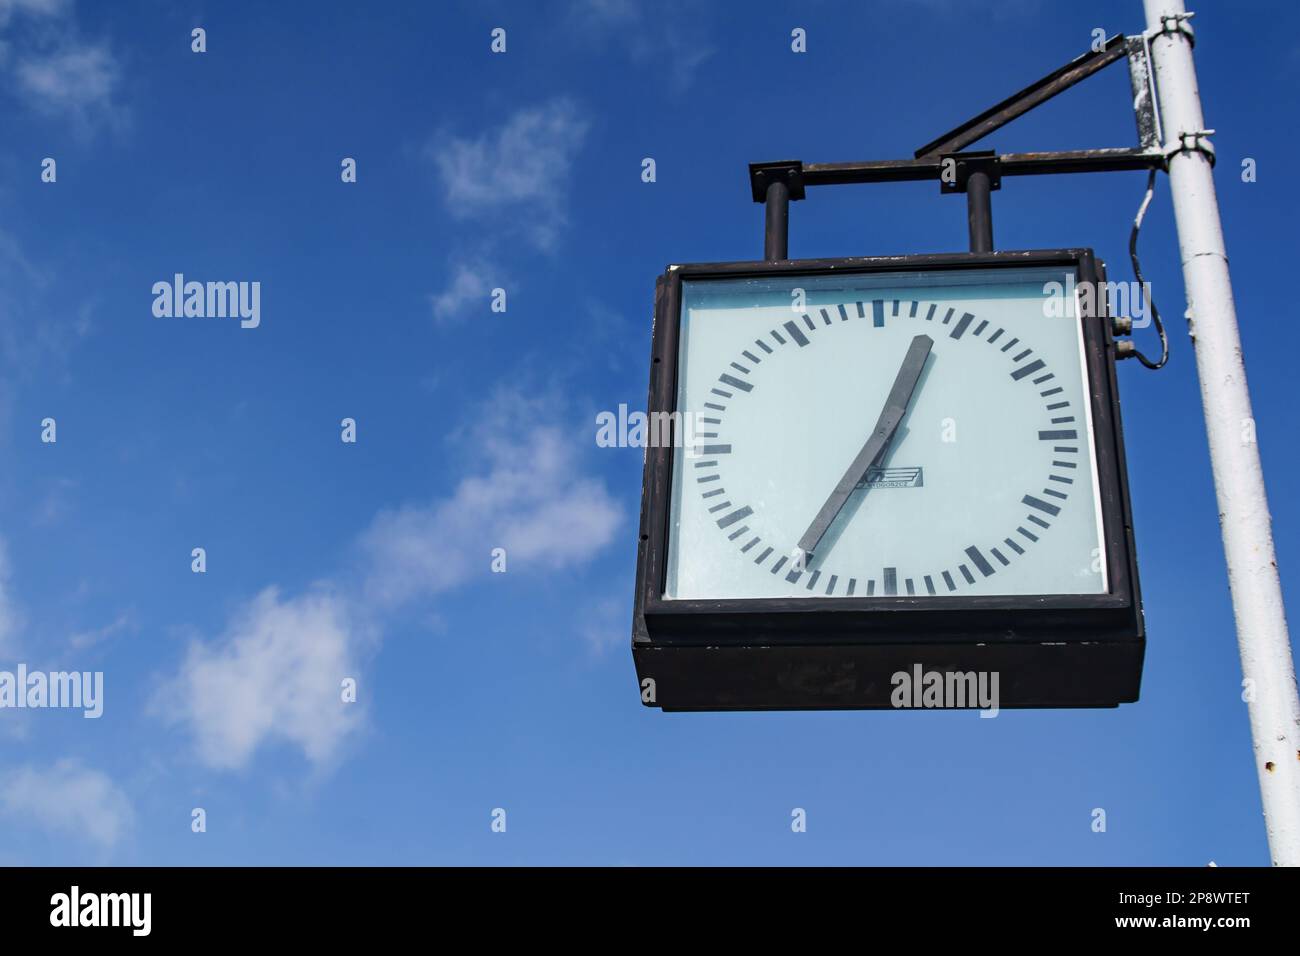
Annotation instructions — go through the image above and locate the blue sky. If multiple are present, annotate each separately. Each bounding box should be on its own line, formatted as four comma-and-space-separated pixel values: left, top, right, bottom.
1, 0, 1297, 865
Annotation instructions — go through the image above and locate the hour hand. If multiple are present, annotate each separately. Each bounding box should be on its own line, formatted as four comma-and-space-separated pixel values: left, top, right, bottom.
796, 333, 933, 560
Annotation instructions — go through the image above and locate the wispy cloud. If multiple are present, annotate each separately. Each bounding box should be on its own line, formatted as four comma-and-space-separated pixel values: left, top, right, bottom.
362, 389, 622, 608
567, 0, 714, 93
429, 255, 499, 324
428, 98, 589, 250
157, 388, 621, 771
0, 759, 133, 849
0, 538, 19, 657
157, 588, 365, 772
1, 0, 121, 133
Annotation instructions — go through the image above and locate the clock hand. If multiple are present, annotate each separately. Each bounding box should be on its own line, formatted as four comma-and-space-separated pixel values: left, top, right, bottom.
796, 333, 933, 560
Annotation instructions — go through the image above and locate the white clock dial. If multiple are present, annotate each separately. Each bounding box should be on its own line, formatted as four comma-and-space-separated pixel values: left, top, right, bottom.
664, 266, 1108, 600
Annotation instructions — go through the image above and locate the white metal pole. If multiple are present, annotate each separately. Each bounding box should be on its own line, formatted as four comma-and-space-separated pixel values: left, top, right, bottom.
1143, 0, 1300, 865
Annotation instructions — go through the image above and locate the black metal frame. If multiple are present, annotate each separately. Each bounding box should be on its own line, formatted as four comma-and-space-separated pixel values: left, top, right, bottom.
748, 33, 1167, 259
632, 250, 1144, 711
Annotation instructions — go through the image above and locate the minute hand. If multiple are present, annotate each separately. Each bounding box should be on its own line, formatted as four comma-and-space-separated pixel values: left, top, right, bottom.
796, 333, 933, 558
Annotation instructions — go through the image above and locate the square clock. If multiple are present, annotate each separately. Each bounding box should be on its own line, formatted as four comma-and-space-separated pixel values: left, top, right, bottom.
632, 250, 1144, 711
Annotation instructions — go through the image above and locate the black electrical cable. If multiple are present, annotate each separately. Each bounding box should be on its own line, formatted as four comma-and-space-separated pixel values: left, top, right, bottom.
1128, 168, 1169, 369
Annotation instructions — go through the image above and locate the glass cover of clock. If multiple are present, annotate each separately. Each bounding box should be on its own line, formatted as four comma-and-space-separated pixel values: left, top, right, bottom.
663, 266, 1108, 600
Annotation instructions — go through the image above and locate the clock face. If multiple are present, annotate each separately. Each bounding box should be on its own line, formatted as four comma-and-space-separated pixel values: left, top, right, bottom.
663, 265, 1109, 601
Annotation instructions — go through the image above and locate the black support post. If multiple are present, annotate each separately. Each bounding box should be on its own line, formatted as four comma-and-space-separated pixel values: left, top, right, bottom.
749, 161, 805, 262
763, 180, 790, 262
966, 169, 994, 253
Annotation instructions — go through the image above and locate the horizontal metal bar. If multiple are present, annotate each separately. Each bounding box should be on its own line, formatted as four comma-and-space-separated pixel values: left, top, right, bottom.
799, 148, 1162, 187
915, 34, 1131, 158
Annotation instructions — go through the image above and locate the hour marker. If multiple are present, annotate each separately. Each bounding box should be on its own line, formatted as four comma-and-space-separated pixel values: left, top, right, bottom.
973, 319, 987, 336
1032, 373, 1055, 385
718, 374, 751, 393
950, 312, 975, 339
959, 564, 976, 585
710, 388, 732, 399
693, 460, 717, 468
1004, 537, 1025, 555
1052, 460, 1077, 469
883, 567, 897, 595
771, 555, 788, 574
924, 304, 937, 321
1043, 487, 1068, 500
1040, 386, 1063, 397
703, 402, 725, 412
805, 570, 822, 591
890, 300, 899, 316
785, 566, 802, 583
1049, 475, 1074, 484
730, 362, 749, 374
1011, 359, 1046, 381
1054, 446, 1079, 454
942, 307, 955, 325
838, 304, 850, 321
755, 547, 773, 564
942, 571, 957, 591
826, 574, 838, 595
756, 339, 773, 354
699, 444, 732, 455
819, 308, 833, 325
701, 417, 721, 424
771, 329, 787, 345
872, 299, 885, 327
1050, 416, 1075, 424
867, 579, 877, 596
1023, 494, 1061, 516
728, 525, 749, 540
782, 321, 809, 346
909, 301, 920, 318
905, 578, 915, 595
847, 578, 857, 595
741, 537, 760, 552
856, 301, 866, 318
965, 546, 995, 577
991, 547, 1010, 566
987, 327, 1004, 344
707, 501, 731, 512
1000, 337, 1019, 352
803, 314, 817, 331
697, 474, 720, 483
742, 350, 761, 364
1046, 401, 1069, 410
1012, 348, 1032, 362
924, 575, 936, 595
1018, 525, 1039, 542
702, 488, 725, 498
1027, 514, 1051, 529
716, 506, 753, 528
1039, 429, 1078, 441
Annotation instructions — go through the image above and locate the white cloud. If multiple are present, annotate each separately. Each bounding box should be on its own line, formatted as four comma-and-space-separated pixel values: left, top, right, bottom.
1, 1, 121, 131
568, 0, 713, 93
429, 257, 496, 324
429, 98, 589, 249
159, 389, 621, 771
0, 759, 132, 849
361, 390, 622, 607
15, 43, 118, 119
157, 588, 364, 772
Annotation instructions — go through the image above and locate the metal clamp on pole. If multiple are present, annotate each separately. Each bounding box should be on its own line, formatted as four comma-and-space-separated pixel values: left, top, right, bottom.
749, 161, 805, 262
1163, 128, 1216, 165
939, 151, 1001, 253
